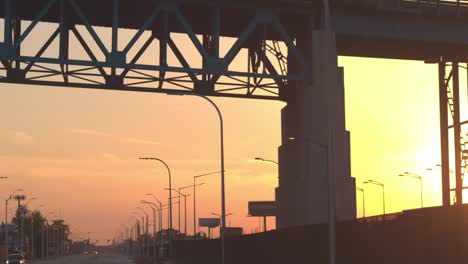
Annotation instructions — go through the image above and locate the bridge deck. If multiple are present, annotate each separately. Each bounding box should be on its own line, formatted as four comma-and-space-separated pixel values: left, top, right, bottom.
336, 0, 468, 59
2, 0, 468, 60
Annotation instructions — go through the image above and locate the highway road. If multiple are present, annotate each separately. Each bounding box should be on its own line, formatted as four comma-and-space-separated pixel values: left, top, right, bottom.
31, 254, 135, 264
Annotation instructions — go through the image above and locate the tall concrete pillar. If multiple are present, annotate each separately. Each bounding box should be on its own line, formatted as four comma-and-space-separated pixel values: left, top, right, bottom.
276, 30, 356, 228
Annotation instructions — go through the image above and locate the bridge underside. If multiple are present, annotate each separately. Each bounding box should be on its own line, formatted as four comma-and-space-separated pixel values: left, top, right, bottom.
3, 0, 468, 61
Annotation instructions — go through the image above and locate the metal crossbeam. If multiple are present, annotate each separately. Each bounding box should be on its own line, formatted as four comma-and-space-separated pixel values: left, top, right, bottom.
439, 60, 468, 205
0, 0, 306, 100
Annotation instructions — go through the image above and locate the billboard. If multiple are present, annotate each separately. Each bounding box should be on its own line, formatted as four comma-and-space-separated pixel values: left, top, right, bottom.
248, 201, 276, 217
199, 218, 220, 228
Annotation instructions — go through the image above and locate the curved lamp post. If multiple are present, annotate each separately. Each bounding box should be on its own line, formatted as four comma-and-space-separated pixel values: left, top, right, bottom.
5, 188, 23, 258
363, 180, 386, 217
179, 183, 205, 237
254, 157, 278, 165
165, 188, 191, 238
165, 92, 226, 264
145, 194, 163, 227
139, 157, 173, 255
136, 207, 149, 256
399, 172, 424, 208
193, 172, 220, 237
142, 200, 163, 258
211, 212, 233, 229
355, 187, 365, 218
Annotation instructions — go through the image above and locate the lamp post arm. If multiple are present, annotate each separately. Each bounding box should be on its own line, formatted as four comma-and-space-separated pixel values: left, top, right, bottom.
149, 194, 163, 206
263, 159, 279, 165
193, 171, 223, 179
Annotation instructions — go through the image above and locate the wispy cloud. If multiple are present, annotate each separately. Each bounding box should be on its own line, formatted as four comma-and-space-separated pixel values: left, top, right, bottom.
69, 128, 113, 138
125, 138, 160, 146
68, 128, 160, 146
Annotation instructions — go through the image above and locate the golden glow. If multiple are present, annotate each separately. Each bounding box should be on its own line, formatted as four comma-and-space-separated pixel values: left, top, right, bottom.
0, 49, 450, 242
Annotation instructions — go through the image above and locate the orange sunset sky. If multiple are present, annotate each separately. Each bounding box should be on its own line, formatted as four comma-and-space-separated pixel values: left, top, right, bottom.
0, 23, 461, 243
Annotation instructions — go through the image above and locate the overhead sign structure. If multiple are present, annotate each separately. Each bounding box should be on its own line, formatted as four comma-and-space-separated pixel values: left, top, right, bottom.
248, 201, 277, 217
199, 218, 221, 228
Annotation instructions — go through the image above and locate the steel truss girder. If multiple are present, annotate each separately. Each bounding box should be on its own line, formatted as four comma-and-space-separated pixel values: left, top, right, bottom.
439, 59, 468, 206
0, 0, 314, 100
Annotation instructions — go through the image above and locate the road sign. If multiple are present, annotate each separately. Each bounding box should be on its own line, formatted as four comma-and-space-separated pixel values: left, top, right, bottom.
199, 218, 220, 228
224, 227, 243, 237
0, 224, 16, 232
248, 201, 276, 217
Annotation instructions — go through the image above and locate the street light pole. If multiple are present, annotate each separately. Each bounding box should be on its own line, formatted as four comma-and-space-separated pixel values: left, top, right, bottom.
193, 172, 220, 237
145, 194, 163, 228
133, 213, 146, 256
130, 215, 143, 256
183, 194, 187, 236
128, 217, 140, 256
199, 95, 226, 264
254, 157, 279, 184
179, 183, 204, 238
137, 208, 149, 256
166, 92, 226, 264
399, 172, 424, 208
145, 194, 164, 257
5, 189, 23, 258
142, 201, 161, 259
166, 188, 191, 238
355, 187, 365, 218
147, 205, 157, 258
140, 157, 173, 256
211, 213, 233, 237
364, 180, 386, 217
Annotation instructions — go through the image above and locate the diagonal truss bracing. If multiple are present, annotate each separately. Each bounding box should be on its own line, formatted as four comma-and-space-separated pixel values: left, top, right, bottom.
439, 59, 468, 205
0, 0, 315, 100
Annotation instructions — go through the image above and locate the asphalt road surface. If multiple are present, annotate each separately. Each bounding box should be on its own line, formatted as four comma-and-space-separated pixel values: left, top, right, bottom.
31, 254, 135, 264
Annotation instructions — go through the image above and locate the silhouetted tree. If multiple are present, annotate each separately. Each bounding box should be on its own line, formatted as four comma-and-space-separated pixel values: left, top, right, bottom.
11, 206, 69, 258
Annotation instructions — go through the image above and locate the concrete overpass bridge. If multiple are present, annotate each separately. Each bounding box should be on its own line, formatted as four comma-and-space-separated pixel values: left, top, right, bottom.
0, 0, 464, 229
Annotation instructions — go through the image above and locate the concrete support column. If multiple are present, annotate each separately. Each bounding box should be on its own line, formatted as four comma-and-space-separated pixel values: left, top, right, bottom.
276, 30, 356, 228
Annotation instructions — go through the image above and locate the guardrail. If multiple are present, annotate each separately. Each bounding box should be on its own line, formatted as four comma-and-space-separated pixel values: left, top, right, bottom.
400, 0, 468, 8
335, 0, 468, 16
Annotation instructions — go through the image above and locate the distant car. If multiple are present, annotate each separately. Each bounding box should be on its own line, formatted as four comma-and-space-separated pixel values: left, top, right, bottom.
5, 254, 26, 264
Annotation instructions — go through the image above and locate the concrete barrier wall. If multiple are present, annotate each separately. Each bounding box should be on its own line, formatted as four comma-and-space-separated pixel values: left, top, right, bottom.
173, 206, 468, 264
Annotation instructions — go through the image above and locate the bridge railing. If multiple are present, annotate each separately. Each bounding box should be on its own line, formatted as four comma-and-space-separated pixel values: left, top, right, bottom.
400, 0, 468, 8
336, 0, 468, 16
399, 0, 468, 15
